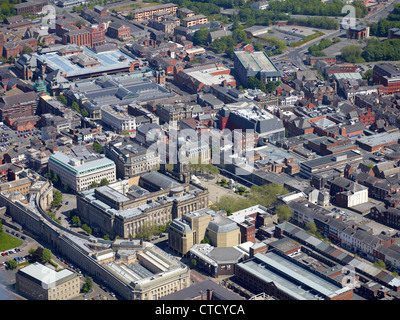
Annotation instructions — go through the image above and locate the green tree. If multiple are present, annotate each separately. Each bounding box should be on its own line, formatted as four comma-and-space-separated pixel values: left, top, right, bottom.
81, 108, 89, 117
253, 42, 263, 51
363, 68, 373, 81
193, 28, 210, 46
201, 235, 210, 244
275, 204, 292, 222
41, 248, 52, 263
100, 178, 109, 186
6, 260, 17, 270
82, 276, 93, 293
374, 259, 386, 270
51, 172, 59, 185
305, 221, 317, 235
135, 221, 159, 240
93, 142, 103, 154
45, 171, 52, 180
71, 102, 80, 113
89, 181, 99, 188
71, 215, 81, 227
82, 224, 92, 235
52, 189, 63, 208
57, 94, 68, 105
341, 45, 364, 63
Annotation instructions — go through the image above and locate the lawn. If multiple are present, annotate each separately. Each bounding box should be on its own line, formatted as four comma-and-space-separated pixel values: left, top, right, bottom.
0, 232, 23, 252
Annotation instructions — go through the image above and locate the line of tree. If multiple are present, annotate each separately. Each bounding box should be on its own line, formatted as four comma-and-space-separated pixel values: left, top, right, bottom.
288, 16, 340, 30
361, 38, 400, 62
289, 31, 325, 47
267, 0, 367, 18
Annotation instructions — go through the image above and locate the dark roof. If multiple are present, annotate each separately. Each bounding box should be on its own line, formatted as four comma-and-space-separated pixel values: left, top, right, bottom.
140, 171, 181, 190
0, 91, 39, 109
160, 280, 244, 300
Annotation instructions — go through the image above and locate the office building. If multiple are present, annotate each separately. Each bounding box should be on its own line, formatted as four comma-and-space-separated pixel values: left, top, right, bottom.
16, 262, 80, 300
48, 146, 116, 192
299, 150, 363, 179
101, 105, 136, 133
168, 207, 213, 255
373, 63, 400, 95
104, 137, 160, 179
102, 242, 190, 300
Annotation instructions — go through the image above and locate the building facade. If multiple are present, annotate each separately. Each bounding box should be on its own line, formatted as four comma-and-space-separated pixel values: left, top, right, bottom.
16, 262, 80, 300
48, 146, 116, 193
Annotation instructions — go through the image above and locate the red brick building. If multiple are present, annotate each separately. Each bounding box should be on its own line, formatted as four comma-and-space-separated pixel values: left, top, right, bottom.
15, 0, 48, 15
62, 28, 91, 46
4, 115, 39, 131
84, 24, 106, 47
373, 63, 400, 95
62, 24, 106, 47
346, 26, 370, 39
359, 108, 375, 126
3, 42, 23, 59
0, 92, 40, 122
107, 22, 131, 40
307, 55, 336, 66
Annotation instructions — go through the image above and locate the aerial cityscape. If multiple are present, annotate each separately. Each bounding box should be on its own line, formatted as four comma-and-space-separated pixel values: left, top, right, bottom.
0, 0, 400, 306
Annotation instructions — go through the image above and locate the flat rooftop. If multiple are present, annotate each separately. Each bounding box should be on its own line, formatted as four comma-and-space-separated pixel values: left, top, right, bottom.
356, 131, 400, 147
185, 66, 235, 86
301, 150, 362, 169
238, 252, 351, 300
49, 147, 115, 176
17, 262, 75, 289
235, 50, 279, 74
34, 46, 137, 79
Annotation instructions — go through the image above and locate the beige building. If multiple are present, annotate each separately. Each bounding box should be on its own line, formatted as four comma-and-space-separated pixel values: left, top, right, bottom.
15, 262, 80, 300
103, 243, 190, 300
77, 167, 209, 239
169, 210, 241, 255
168, 207, 213, 255
130, 3, 178, 21
207, 214, 241, 248
181, 14, 208, 27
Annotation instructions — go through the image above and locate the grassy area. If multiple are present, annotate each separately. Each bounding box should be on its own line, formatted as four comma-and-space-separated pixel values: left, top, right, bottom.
289, 31, 325, 47
0, 232, 23, 252
112, 2, 161, 12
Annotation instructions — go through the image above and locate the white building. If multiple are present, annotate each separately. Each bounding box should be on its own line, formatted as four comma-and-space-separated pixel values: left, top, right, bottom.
101, 105, 136, 133
48, 146, 116, 192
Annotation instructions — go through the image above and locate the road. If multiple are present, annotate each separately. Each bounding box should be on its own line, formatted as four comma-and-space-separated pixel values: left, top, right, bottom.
364, 0, 400, 22
273, 0, 398, 68
272, 29, 342, 69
